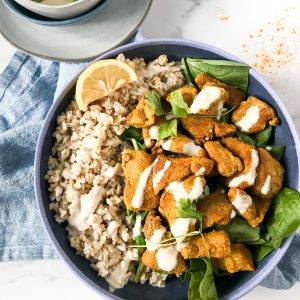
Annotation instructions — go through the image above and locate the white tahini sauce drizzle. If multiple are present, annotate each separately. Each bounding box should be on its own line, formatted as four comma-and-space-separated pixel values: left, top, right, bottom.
230, 210, 237, 219
229, 149, 259, 188
132, 213, 142, 238
195, 167, 206, 176
145, 138, 152, 148
190, 86, 223, 114
166, 177, 204, 206
149, 126, 159, 140
156, 245, 178, 272
170, 218, 196, 243
183, 141, 202, 156
146, 227, 166, 251
162, 139, 172, 151
232, 189, 252, 214
261, 175, 272, 195
131, 164, 153, 209
235, 106, 260, 132
153, 160, 171, 190
266, 146, 272, 151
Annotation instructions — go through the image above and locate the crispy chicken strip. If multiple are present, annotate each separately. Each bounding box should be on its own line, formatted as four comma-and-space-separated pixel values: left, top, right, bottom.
222, 137, 259, 189
166, 85, 198, 107
212, 243, 255, 273
122, 150, 160, 211
197, 187, 233, 229
249, 148, 285, 199
143, 210, 164, 240
204, 141, 243, 177
126, 96, 155, 128
181, 117, 236, 144
180, 231, 231, 259
152, 154, 214, 194
231, 96, 279, 133
195, 72, 246, 108
247, 196, 272, 228
142, 116, 167, 149
161, 134, 207, 157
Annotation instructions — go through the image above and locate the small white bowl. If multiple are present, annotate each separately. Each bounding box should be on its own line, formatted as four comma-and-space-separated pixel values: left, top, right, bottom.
14, 0, 102, 19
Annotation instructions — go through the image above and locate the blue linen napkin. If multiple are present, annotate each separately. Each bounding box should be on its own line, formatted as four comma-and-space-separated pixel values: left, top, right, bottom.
0, 50, 300, 290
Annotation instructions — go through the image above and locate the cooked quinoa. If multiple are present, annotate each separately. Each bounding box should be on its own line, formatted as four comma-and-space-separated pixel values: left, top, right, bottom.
45, 54, 185, 289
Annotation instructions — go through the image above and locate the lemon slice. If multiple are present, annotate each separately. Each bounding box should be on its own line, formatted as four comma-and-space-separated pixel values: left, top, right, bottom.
75, 59, 137, 110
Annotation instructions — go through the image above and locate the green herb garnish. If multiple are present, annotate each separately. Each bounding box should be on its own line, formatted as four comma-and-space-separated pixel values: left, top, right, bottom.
158, 119, 177, 139
169, 90, 190, 118
144, 91, 166, 116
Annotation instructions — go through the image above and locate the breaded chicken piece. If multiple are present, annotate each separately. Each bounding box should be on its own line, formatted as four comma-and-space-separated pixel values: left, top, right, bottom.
126, 96, 155, 128
166, 85, 198, 107
222, 137, 259, 189
161, 134, 207, 157
228, 188, 257, 224
204, 141, 243, 177
122, 150, 160, 211
180, 231, 231, 259
212, 243, 255, 273
142, 116, 167, 149
231, 96, 279, 133
247, 196, 272, 228
189, 85, 229, 116
143, 210, 164, 240
181, 117, 236, 144
197, 188, 233, 228
152, 154, 214, 194
159, 175, 206, 226
142, 247, 187, 275
249, 148, 285, 199
195, 72, 246, 108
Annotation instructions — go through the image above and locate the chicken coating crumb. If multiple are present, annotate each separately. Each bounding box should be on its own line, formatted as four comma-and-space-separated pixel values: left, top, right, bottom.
166, 85, 199, 107
249, 148, 285, 199
222, 137, 259, 189
197, 187, 233, 228
126, 96, 155, 128
231, 96, 279, 133
204, 141, 243, 177
228, 188, 257, 222
180, 231, 231, 259
122, 150, 160, 211
161, 134, 207, 157
195, 72, 246, 108
212, 243, 255, 273
142, 248, 187, 275
181, 117, 236, 144
152, 154, 214, 194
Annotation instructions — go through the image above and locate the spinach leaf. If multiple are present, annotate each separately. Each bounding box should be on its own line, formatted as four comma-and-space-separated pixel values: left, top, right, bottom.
253, 125, 272, 146
126, 208, 136, 223
235, 131, 256, 145
189, 258, 218, 300
140, 210, 148, 222
177, 198, 203, 223
134, 261, 145, 283
131, 138, 145, 150
217, 217, 265, 245
218, 107, 232, 123
185, 58, 250, 92
261, 145, 285, 161
181, 58, 196, 87
158, 119, 177, 140
135, 233, 146, 256
144, 91, 166, 116
169, 90, 190, 117
254, 187, 300, 260
119, 126, 142, 141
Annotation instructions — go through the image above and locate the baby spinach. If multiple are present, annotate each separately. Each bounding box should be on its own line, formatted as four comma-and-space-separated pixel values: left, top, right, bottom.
134, 262, 145, 283
144, 91, 166, 116
169, 90, 190, 117
235, 131, 256, 145
217, 217, 265, 245
119, 126, 143, 141
158, 119, 177, 139
177, 198, 203, 223
135, 233, 146, 256
253, 125, 272, 146
131, 139, 145, 150
254, 187, 300, 260
185, 58, 250, 92
188, 258, 218, 300
261, 145, 285, 161
181, 58, 195, 87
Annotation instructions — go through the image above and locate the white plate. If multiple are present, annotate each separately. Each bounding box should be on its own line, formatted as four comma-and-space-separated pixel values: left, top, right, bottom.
0, 0, 152, 62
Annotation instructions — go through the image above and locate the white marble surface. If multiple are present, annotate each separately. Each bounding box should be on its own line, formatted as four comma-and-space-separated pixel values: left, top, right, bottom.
1, 0, 300, 299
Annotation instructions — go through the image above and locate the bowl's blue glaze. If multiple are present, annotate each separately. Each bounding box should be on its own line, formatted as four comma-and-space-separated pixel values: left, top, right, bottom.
2, 0, 112, 27
34, 39, 300, 300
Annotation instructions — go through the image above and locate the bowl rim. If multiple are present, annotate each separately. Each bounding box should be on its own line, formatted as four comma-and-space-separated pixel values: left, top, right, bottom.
15, 0, 93, 9
34, 38, 300, 300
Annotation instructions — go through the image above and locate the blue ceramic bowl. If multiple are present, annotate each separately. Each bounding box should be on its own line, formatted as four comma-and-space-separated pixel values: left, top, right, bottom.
35, 39, 300, 299
2, 0, 112, 27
